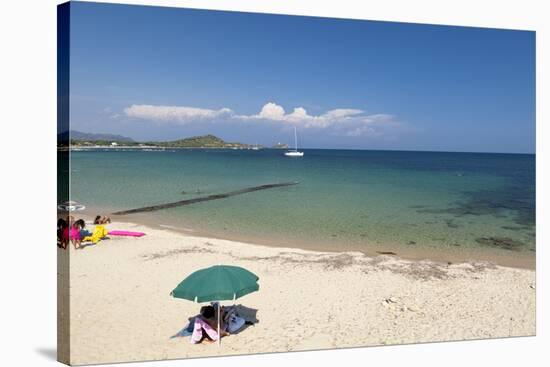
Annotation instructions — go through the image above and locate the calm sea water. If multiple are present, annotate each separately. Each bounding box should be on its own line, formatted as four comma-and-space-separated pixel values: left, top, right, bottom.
70, 149, 535, 259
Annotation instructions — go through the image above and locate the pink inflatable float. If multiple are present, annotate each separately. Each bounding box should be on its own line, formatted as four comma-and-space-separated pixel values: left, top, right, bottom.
108, 230, 146, 237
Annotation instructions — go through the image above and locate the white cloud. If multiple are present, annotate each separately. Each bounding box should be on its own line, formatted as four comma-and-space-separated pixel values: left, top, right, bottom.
236, 102, 310, 122
124, 104, 233, 124
321, 108, 363, 120
236, 102, 395, 135
258, 102, 286, 120
345, 126, 379, 137
123, 102, 398, 137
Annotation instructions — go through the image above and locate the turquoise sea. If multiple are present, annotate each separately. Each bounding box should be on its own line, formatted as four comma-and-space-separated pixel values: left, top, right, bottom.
69, 149, 535, 265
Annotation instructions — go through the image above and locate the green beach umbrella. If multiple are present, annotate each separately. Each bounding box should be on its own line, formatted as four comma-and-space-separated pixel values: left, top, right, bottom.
171, 265, 259, 345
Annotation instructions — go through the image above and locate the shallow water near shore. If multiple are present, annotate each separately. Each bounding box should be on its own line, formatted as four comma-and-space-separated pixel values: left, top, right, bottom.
70, 149, 535, 266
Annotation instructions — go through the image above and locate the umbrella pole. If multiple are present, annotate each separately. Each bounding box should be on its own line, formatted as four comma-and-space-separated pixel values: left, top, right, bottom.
217, 302, 221, 347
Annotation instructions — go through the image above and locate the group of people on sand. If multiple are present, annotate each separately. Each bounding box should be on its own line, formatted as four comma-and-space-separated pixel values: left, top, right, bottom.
189, 303, 251, 344
57, 215, 111, 250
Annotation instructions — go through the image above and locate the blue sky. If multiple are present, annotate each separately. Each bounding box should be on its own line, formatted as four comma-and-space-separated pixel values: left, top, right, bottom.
68, 1, 535, 153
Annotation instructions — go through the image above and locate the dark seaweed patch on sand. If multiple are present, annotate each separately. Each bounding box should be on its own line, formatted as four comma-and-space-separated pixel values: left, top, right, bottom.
474, 237, 525, 251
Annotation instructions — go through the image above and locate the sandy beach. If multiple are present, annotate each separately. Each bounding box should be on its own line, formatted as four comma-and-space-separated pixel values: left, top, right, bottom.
57, 221, 536, 365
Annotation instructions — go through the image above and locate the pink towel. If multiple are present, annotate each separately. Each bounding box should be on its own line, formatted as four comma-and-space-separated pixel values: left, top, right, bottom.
190, 317, 219, 344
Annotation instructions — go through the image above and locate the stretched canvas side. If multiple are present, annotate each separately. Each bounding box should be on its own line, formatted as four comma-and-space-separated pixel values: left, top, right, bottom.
57, 2, 71, 365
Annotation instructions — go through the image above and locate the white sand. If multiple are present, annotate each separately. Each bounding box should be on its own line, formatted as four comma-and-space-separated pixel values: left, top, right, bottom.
60, 222, 535, 365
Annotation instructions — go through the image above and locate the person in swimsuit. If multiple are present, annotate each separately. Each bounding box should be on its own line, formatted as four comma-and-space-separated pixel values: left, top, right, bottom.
61, 216, 74, 249
197, 305, 229, 343
69, 217, 85, 249
94, 215, 111, 225
74, 219, 91, 240
57, 218, 68, 249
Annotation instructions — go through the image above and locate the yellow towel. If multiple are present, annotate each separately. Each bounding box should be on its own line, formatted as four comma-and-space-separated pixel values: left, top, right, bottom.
82, 225, 108, 244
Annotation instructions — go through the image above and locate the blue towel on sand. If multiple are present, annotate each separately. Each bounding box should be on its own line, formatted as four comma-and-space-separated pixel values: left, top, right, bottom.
170, 318, 195, 338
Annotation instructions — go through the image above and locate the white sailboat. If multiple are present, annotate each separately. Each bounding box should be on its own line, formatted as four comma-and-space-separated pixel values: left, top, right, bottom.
284, 127, 304, 157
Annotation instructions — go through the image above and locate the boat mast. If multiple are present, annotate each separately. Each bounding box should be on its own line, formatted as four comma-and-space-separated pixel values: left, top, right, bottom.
294, 126, 298, 152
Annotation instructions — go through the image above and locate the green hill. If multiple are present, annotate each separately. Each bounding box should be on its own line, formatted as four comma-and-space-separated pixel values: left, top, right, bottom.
69, 133, 254, 149
157, 134, 250, 148
70, 130, 134, 142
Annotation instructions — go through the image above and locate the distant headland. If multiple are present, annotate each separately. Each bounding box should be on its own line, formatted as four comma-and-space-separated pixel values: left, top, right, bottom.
61, 131, 290, 150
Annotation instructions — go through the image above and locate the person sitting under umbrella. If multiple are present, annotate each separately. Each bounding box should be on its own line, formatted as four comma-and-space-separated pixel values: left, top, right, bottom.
171, 264, 259, 346
190, 305, 229, 344
207, 305, 231, 335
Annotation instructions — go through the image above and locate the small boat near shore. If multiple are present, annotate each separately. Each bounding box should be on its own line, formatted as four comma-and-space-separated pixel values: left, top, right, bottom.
284, 127, 304, 157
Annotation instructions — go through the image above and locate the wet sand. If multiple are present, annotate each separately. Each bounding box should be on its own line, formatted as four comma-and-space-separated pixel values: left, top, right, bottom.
105, 211, 536, 269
